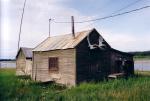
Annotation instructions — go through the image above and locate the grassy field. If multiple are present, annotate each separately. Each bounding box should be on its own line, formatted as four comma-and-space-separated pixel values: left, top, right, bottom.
134, 56, 150, 60
0, 69, 150, 101
134, 57, 150, 61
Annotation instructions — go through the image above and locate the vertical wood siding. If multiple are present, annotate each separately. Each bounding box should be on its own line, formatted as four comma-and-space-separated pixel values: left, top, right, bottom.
16, 50, 32, 76
76, 31, 111, 84
16, 50, 26, 75
26, 59, 32, 75
76, 30, 134, 84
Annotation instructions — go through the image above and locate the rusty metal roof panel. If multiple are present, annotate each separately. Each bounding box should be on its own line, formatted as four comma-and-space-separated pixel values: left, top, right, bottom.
33, 29, 92, 51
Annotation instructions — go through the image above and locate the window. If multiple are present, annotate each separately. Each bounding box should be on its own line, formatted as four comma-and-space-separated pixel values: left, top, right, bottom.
48, 57, 58, 71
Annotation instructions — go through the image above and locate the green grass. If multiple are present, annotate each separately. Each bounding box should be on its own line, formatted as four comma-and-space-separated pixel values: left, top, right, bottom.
0, 68, 150, 101
134, 56, 150, 60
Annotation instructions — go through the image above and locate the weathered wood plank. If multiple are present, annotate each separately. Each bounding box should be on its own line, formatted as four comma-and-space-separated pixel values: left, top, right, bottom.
32, 49, 76, 86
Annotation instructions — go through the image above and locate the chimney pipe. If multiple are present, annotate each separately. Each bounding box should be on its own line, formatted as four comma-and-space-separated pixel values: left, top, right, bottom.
71, 16, 75, 38
49, 19, 51, 37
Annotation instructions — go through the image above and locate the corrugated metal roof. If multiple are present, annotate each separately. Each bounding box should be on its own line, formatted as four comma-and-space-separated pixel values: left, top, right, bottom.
16, 47, 33, 59
33, 29, 93, 51
21, 47, 33, 58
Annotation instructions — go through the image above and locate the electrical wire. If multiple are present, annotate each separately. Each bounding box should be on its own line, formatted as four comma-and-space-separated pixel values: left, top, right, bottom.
110, 0, 143, 15
78, 0, 145, 30
53, 5, 150, 23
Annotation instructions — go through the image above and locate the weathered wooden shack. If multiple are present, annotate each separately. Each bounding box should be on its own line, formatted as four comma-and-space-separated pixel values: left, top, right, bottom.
16, 47, 32, 76
32, 28, 134, 86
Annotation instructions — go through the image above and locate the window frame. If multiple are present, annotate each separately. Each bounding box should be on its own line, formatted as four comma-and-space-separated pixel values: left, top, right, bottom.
48, 57, 59, 71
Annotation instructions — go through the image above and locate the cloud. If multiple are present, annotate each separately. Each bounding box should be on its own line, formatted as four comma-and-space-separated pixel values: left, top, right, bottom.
0, 0, 95, 59
1, 0, 150, 59
98, 29, 150, 52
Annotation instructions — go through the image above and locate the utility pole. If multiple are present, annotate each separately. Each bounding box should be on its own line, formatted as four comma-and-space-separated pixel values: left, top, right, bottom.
49, 19, 51, 37
71, 16, 75, 38
18, 0, 27, 51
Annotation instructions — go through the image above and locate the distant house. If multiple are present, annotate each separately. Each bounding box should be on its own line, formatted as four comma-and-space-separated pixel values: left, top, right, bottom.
32, 28, 134, 86
16, 47, 32, 76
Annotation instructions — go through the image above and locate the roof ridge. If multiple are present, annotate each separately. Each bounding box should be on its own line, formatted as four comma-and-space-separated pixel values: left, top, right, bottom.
33, 28, 95, 51
48, 29, 92, 38
20, 47, 33, 49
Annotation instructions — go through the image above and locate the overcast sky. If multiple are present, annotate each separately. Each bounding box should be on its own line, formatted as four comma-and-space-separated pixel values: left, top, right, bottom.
1, 0, 150, 59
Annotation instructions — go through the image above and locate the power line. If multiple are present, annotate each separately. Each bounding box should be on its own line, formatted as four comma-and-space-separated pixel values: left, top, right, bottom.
17, 0, 27, 51
78, 0, 145, 30
83, 5, 150, 22
53, 5, 150, 23
85, 0, 127, 18
60, 0, 114, 21
79, 0, 145, 30
110, 0, 143, 15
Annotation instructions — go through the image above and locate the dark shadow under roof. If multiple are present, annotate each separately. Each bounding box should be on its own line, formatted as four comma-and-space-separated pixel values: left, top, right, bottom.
110, 48, 133, 57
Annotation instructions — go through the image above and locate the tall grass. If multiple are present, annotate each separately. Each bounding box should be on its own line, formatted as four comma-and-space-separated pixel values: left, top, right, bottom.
0, 69, 65, 101
0, 68, 150, 101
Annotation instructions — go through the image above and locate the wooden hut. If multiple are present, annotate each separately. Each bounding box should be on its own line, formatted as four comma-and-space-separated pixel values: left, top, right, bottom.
16, 47, 33, 76
32, 28, 134, 86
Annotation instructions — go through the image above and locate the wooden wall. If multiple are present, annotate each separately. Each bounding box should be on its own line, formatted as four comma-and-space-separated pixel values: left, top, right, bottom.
16, 50, 26, 75
110, 51, 134, 75
76, 31, 111, 84
76, 30, 134, 84
26, 59, 32, 75
32, 49, 76, 86
31, 29, 134, 86
16, 50, 32, 76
